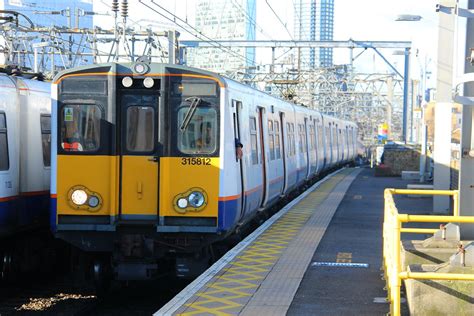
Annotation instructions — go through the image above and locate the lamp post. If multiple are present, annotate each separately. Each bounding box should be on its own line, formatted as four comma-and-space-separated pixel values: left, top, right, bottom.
395, 14, 423, 143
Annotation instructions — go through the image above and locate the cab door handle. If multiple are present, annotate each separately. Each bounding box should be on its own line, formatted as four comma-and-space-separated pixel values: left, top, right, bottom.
148, 156, 159, 162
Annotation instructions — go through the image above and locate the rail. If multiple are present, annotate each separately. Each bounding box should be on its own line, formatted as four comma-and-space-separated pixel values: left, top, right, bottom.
383, 188, 474, 316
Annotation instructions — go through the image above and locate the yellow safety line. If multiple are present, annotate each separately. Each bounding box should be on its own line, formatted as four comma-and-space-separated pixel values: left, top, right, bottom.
178, 169, 353, 316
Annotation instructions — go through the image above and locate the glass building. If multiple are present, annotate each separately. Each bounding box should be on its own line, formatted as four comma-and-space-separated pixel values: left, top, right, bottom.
294, 0, 334, 68
186, 0, 256, 74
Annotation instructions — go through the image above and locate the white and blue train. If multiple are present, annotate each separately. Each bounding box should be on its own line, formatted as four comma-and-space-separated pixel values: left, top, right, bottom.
0, 72, 51, 277
51, 62, 358, 282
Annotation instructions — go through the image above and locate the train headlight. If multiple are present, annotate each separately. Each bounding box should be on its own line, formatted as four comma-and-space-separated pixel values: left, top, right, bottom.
88, 196, 100, 208
133, 62, 149, 74
177, 198, 188, 209
122, 76, 133, 88
143, 77, 154, 88
172, 188, 208, 214
67, 186, 103, 212
71, 189, 88, 206
188, 191, 205, 208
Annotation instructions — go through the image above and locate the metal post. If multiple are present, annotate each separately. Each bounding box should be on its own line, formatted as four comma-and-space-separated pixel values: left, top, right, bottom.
402, 48, 410, 143
168, 30, 176, 64
433, 0, 456, 214
75, 8, 80, 29
65, 7, 71, 28
459, 0, 474, 238
271, 47, 275, 74
33, 47, 38, 73
387, 76, 393, 139
419, 123, 427, 182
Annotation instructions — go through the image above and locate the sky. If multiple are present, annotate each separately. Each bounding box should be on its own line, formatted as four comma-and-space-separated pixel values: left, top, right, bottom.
91, 0, 441, 82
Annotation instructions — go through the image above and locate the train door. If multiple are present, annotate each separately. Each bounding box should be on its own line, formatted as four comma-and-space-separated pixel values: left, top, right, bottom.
258, 107, 268, 207
119, 92, 159, 221
233, 100, 247, 220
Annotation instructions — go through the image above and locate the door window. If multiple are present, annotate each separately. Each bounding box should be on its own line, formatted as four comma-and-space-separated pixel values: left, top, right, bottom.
250, 117, 258, 164
0, 113, 8, 171
40, 114, 51, 166
126, 106, 155, 152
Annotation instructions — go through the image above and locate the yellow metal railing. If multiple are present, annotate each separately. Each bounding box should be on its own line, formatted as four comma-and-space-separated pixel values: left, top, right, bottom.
383, 188, 474, 316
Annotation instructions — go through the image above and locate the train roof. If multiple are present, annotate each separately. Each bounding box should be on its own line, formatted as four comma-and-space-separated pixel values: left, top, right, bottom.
52, 62, 227, 87
53, 62, 356, 127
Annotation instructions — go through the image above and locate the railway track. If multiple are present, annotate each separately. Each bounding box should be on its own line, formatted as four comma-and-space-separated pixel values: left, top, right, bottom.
0, 275, 188, 315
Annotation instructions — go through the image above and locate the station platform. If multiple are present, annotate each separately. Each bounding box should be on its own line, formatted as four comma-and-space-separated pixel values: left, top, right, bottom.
156, 167, 432, 315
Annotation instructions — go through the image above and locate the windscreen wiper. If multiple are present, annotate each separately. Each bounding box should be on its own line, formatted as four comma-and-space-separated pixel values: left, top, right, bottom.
179, 97, 202, 132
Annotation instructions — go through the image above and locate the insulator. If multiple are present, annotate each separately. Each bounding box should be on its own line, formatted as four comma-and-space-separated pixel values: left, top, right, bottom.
112, 0, 119, 12
121, 0, 128, 18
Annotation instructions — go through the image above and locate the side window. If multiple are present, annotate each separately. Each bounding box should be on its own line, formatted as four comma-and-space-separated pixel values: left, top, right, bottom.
291, 123, 296, 155
274, 120, 281, 159
325, 126, 330, 149
61, 104, 101, 152
40, 114, 51, 167
286, 123, 291, 157
309, 125, 315, 150
250, 116, 258, 164
0, 113, 9, 171
126, 106, 155, 152
287, 122, 295, 156
317, 124, 323, 150
299, 124, 307, 153
177, 107, 217, 154
268, 120, 275, 160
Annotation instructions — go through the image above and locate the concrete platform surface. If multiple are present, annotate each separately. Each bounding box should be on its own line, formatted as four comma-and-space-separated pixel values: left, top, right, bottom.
288, 168, 433, 316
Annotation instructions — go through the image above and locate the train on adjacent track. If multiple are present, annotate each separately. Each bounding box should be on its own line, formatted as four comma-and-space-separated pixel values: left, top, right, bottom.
50, 62, 359, 284
0, 71, 51, 278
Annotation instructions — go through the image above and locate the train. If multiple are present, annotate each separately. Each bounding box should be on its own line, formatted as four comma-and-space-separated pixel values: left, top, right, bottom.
0, 71, 51, 279
50, 62, 358, 284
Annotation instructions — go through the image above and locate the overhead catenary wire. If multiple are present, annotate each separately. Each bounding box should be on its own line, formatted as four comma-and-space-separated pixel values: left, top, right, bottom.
140, 0, 260, 68
264, 0, 312, 69
229, 0, 273, 40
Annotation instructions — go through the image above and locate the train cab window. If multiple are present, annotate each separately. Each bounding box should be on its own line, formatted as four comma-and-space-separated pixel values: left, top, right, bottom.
0, 113, 8, 171
268, 120, 275, 160
177, 107, 217, 154
274, 120, 281, 159
60, 104, 101, 152
40, 114, 51, 167
250, 117, 258, 164
126, 106, 155, 152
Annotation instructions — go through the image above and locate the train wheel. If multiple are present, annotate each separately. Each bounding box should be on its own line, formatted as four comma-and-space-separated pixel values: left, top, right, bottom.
93, 258, 111, 296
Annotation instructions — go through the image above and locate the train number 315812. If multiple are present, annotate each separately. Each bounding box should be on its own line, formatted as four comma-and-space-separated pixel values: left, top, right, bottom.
181, 158, 211, 165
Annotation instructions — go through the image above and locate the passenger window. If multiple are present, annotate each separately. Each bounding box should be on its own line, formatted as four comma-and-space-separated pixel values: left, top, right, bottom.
287, 123, 294, 156
177, 107, 217, 154
274, 120, 281, 159
126, 106, 155, 152
290, 123, 296, 155
40, 114, 51, 167
60, 104, 101, 152
299, 124, 307, 153
0, 113, 9, 171
268, 120, 275, 160
250, 117, 258, 164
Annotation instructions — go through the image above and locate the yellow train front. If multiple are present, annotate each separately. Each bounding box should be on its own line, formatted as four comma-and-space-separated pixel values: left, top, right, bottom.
51, 62, 229, 281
